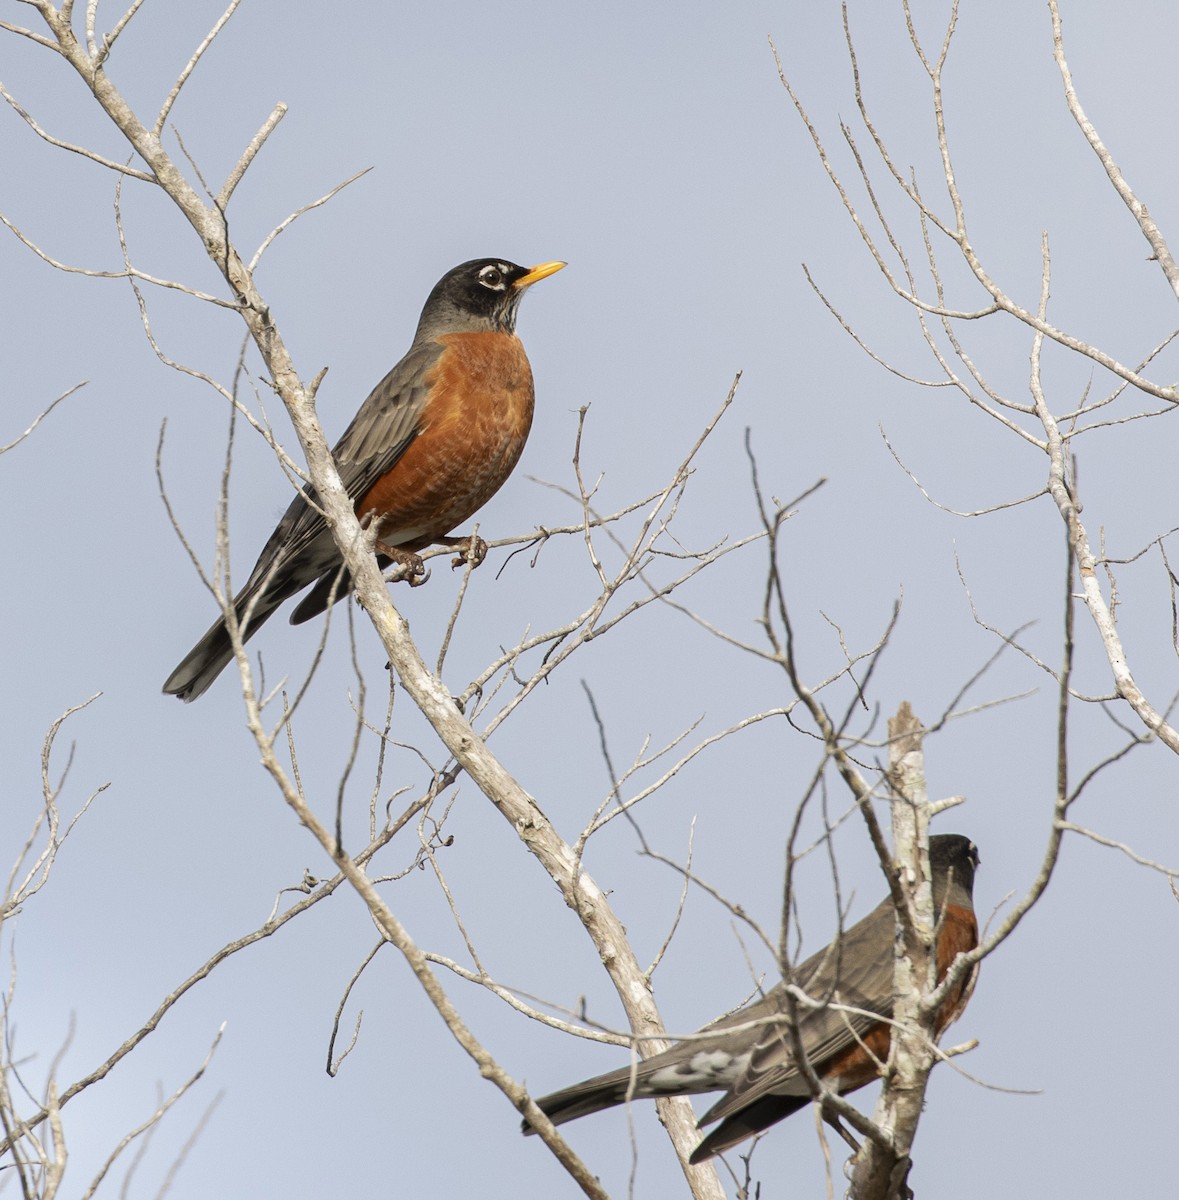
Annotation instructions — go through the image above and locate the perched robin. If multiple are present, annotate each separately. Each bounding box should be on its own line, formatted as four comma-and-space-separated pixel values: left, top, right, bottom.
163, 257, 565, 702
524, 833, 979, 1164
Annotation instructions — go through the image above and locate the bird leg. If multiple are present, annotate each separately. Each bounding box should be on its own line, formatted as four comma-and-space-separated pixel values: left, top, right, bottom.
376, 541, 429, 587
437, 534, 488, 571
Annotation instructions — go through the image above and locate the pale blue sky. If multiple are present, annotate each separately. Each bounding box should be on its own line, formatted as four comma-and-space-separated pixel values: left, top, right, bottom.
2, 2, 1176, 1196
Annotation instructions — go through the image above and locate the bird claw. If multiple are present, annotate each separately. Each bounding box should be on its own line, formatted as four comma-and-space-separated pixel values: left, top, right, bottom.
378, 542, 429, 586
447, 535, 488, 571
377, 535, 485, 585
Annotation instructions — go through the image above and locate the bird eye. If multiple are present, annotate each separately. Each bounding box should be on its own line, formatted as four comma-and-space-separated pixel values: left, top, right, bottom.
478, 265, 505, 289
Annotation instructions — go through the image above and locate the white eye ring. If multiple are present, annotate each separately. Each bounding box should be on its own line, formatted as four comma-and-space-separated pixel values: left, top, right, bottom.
478, 265, 505, 289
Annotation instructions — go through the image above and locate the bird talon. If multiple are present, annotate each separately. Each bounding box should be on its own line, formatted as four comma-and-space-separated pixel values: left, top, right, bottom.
378, 542, 428, 586
447, 535, 488, 571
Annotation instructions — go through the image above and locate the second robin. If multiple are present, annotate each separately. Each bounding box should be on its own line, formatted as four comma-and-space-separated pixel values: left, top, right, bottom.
163, 257, 565, 702
523, 833, 980, 1163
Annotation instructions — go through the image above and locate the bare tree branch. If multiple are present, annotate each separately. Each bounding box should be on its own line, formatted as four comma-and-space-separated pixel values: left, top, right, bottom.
1049, 0, 1179, 300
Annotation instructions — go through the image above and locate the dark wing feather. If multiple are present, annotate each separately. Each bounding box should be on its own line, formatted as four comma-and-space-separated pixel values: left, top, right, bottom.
161, 342, 443, 700
698, 897, 896, 1127
241, 339, 443, 597
332, 340, 440, 470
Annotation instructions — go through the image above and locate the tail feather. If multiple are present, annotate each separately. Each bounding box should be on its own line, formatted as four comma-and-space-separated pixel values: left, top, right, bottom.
289, 564, 351, 625
162, 593, 283, 702
523, 1066, 650, 1133
689, 1093, 808, 1163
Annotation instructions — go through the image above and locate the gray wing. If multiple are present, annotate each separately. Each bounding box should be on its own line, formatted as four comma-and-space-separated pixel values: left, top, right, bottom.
699, 897, 896, 1125
238, 339, 443, 602
161, 341, 443, 700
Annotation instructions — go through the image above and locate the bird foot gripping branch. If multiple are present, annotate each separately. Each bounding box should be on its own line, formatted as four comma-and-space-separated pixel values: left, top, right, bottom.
163, 258, 565, 702
442, 534, 488, 571
377, 543, 429, 588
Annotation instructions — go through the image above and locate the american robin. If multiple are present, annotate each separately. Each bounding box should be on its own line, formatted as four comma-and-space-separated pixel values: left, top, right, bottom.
524, 833, 979, 1164
163, 257, 565, 702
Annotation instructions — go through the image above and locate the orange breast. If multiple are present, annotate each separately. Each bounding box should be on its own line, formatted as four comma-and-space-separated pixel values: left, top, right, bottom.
933, 902, 979, 1033
822, 904, 978, 1095
355, 331, 535, 549
820, 1022, 893, 1094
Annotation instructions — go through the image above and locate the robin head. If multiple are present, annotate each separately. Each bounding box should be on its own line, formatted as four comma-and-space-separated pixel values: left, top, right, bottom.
929, 833, 980, 904
414, 258, 566, 342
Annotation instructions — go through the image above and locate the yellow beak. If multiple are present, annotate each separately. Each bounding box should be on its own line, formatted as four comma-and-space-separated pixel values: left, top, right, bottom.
514, 260, 567, 289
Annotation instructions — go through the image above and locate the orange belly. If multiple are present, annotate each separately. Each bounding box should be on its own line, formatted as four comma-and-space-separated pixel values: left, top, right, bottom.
824, 903, 978, 1094
933, 902, 979, 1032
355, 331, 535, 549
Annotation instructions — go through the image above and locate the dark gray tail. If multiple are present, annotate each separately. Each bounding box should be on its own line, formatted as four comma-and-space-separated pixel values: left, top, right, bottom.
689, 1093, 808, 1163
523, 1066, 651, 1133
162, 594, 282, 702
